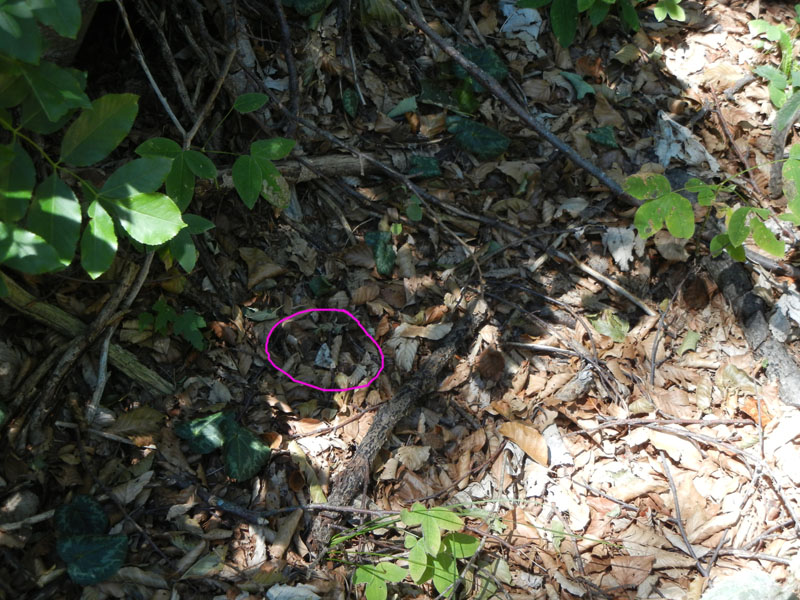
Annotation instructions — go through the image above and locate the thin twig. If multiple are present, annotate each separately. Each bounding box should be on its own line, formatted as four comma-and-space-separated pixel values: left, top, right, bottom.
659, 451, 708, 577
183, 47, 238, 149
115, 0, 186, 136
270, 0, 298, 136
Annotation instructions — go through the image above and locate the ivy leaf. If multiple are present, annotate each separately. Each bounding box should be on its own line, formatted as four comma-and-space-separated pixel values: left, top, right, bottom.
175, 412, 230, 454
587, 125, 617, 148
223, 424, 271, 480
453, 45, 508, 92
54, 495, 109, 537
56, 534, 128, 586
60, 94, 139, 166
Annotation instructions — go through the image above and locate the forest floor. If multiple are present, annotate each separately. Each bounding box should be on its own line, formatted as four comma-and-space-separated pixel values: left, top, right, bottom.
3, 0, 800, 598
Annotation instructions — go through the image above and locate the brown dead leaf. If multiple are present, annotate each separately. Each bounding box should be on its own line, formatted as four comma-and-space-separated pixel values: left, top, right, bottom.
477, 348, 505, 381
394, 322, 452, 340
498, 421, 548, 466
352, 281, 380, 305
238, 247, 286, 289
159, 427, 191, 472
610, 554, 655, 586
108, 407, 164, 437
342, 244, 375, 268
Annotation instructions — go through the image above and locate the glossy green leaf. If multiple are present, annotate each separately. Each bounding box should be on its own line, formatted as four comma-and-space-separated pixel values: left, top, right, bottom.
560, 71, 594, 99
751, 219, 785, 257
183, 213, 215, 234
251, 138, 296, 161
0, 223, 62, 273
57, 534, 128, 585
551, 0, 578, 47
232, 154, 262, 209
0, 142, 34, 221
33, 0, 81, 38
175, 411, 229, 454
81, 200, 117, 279
136, 137, 182, 159
408, 539, 433, 583
165, 152, 195, 211
233, 92, 268, 113
0, 14, 41, 63
431, 551, 458, 595
54, 495, 109, 537
19, 60, 90, 121
183, 150, 217, 179
223, 425, 271, 480
447, 117, 510, 160
102, 193, 184, 245
100, 157, 172, 199
27, 174, 80, 263
61, 94, 139, 166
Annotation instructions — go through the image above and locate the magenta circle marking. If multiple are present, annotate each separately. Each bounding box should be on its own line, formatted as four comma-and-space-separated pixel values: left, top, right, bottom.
264, 308, 384, 392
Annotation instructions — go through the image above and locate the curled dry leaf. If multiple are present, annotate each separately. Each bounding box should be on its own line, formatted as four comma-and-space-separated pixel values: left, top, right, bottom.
610, 554, 655, 587
498, 421, 548, 466
238, 247, 286, 289
395, 446, 430, 471
394, 322, 452, 340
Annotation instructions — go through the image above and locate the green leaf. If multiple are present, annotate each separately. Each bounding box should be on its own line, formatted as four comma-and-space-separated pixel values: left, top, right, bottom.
174, 309, 206, 350
709, 233, 729, 257
175, 412, 229, 454
406, 197, 423, 222
54, 495, 109, 537
168, 228, 197, 272
454, 77, 479, 113
136, 137, 182, 159
183, 213, 215, 234
774, 89, 800, 133
453, 45, 508, 92
400, 503, 463, 556
589, 310, 629, 342
60, 94, 139, 166
81, 200, 117, 279
418, 79, 462, 112
431, 551, 458, 595
663, 193, 694, 238
183, 150, 217, 179
408, 539, 434, 583
587, 125, 617, 147
19, 92, 76, 134
100, 157, 172, 199
33, 0, 81, 37
19, 60, 90, 121
625, 173, 671, 200
251, 138, 296, 161
0, 223, 62, 273
0, 13, 41, 63
727, 206, 751, 247
165, 152, 195, 211
102, 193, 184, 245
0, 62, 28, 108
578, 0, 594, 11
685, 177, 716, 206
586, 1, 609, 25
354, 563, 408, 600
258, 159, 291, 212
447, 117, 510, 159
751, 219, 785, 257
0, 142, 35, 221
517, 0, 551, 8
291, 0, 327, 17
57, 534, 128, 585
754, 65, 787, 88
223, 424, 271, 480
560, 71, 595, 99
308, 274, 334, 297
387, 95, 418, 119
408, 155, 441, 177
233, 92, 268, 113
442, 532, 480, 559
677, 329, 701, 356
232, 154, 262, 209
618, 0, 639, 31
342, 87, 359, 118
375, 240, 395, 276
27, 174, 81, 263
551, 0, 578, 47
